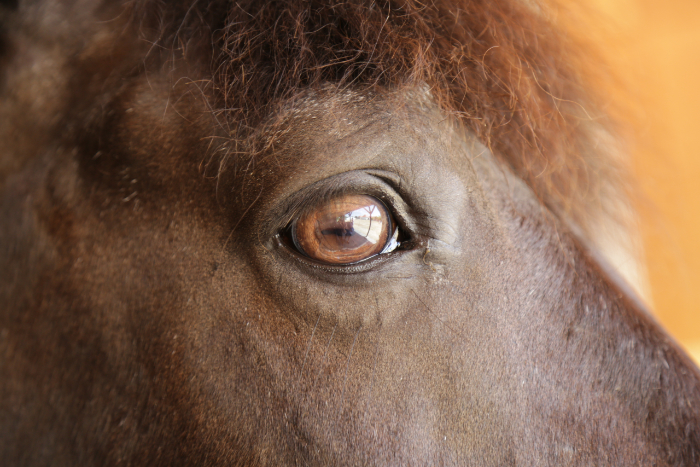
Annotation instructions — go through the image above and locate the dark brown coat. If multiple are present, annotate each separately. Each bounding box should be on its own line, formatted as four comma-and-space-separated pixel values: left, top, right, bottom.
1, 1, 699, 465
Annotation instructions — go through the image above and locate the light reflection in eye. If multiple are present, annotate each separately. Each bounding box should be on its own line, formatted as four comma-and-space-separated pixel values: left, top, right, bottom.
292, 195, 398, 264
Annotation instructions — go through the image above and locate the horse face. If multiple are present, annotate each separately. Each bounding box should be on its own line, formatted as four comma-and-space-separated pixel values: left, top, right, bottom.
2, 2, 700, 466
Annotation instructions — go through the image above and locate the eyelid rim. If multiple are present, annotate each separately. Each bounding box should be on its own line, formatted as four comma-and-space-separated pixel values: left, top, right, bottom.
253, 169, 441, 278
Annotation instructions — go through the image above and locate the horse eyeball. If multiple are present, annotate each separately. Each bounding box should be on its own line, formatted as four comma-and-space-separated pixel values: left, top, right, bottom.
291, 194, 398, 264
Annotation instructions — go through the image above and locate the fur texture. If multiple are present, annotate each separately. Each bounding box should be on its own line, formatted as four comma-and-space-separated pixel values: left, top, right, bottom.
2, 1, 696, 466
131, 0, 624, 230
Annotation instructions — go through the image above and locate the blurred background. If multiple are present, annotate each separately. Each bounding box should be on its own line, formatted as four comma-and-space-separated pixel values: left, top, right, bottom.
584, 0, 700, 362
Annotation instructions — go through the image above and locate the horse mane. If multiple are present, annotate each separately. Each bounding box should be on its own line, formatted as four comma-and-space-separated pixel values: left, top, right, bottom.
128, 0, 628, 240
1, 0, 634, 282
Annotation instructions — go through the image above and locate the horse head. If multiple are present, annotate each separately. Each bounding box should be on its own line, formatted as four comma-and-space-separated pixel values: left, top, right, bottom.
1, 1, 699, 465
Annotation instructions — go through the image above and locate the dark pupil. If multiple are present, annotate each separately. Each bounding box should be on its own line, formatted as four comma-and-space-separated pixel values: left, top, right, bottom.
317, 208, 379, 251
320, 227, 354, 237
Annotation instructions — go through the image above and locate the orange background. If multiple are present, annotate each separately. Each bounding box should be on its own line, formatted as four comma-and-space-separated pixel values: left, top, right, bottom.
587, 1, 700, 361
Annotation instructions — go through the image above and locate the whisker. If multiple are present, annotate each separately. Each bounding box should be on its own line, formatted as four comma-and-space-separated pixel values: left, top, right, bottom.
410, 288, 462, 340
220, 187, 263, 254
313, 322, 337, 390
338, 325, 362, 418
300, 313, 321, 380
367, 316, 383, 406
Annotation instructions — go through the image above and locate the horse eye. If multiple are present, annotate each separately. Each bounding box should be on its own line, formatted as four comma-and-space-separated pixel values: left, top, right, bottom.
290, 194, 399, 264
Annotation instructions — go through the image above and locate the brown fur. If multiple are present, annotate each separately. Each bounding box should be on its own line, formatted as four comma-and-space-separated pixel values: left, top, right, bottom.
130, 0, 622, 234
1, 1, 699, 466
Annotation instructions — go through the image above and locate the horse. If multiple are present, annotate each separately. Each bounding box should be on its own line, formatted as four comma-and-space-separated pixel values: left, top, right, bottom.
1, 0, 699, 465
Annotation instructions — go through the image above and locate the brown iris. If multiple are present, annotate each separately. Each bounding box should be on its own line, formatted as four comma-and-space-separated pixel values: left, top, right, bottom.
292, 194, 396, 264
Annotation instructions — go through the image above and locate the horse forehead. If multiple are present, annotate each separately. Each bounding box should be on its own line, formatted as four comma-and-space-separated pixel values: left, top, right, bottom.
247, 89, 485, 234
274, 86, 442, 139
261, 88, 477, 181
